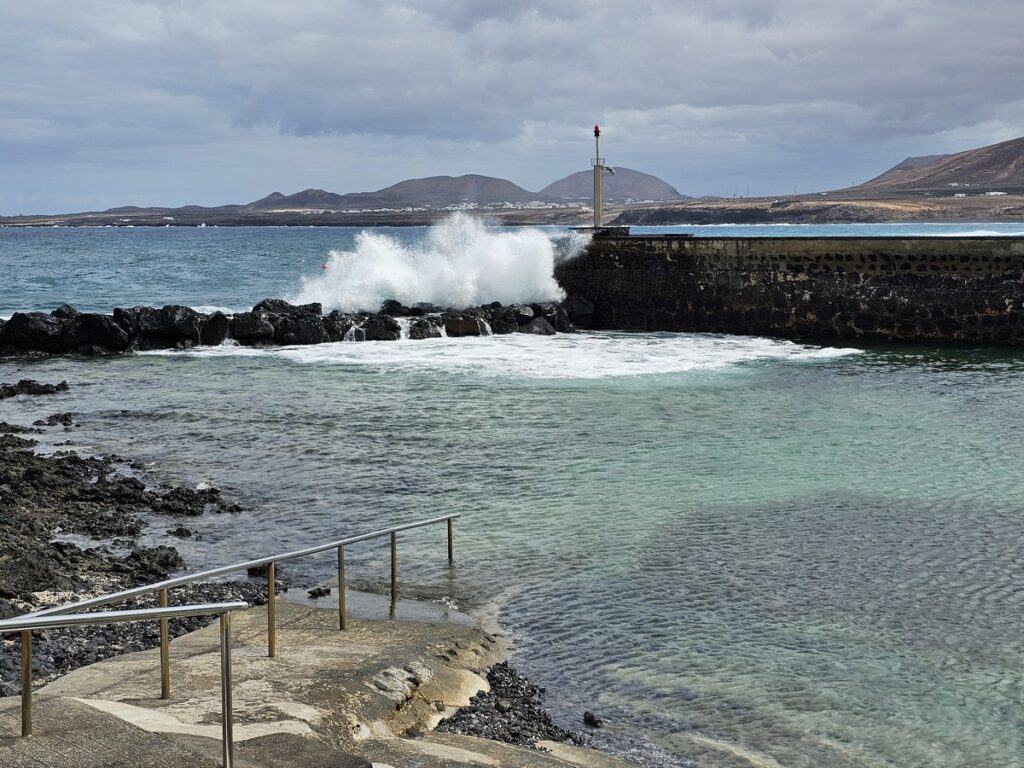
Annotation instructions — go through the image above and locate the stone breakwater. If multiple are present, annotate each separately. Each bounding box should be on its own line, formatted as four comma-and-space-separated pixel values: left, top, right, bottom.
0, 298, 573, 356
554, 235, 1024, 345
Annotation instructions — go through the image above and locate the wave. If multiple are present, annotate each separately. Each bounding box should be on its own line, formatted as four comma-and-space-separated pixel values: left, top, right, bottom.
291, 213, 589, 312
140, 331, 861, 380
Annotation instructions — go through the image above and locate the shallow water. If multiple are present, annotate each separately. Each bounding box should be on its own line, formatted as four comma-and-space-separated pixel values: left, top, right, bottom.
2, 224, 1024, 767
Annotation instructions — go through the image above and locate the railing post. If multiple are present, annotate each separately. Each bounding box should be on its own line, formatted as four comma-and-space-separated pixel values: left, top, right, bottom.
447, 517, 454, 565
337, 545, 347, 630
20, 630, 31, 737
219, 612, 235, 768
267, 561, 276, 658
159, 588, 171, 699
390, 531, 397, 617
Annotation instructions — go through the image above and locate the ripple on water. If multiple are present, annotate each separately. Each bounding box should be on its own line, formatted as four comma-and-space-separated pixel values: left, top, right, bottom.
3, 333, 1024, 768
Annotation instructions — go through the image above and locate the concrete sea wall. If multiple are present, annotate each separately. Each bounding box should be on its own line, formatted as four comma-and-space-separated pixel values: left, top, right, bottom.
555, 235, 1024, 345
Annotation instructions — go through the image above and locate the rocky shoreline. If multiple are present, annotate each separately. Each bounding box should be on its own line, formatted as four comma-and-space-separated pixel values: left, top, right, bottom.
0, 381, 599, 756
0, 296, 595, 357
0, 384, 270, 695
437, 661, 591, 747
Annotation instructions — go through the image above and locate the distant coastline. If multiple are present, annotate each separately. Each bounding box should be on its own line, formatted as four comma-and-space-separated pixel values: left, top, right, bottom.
5, 192, 1024, 228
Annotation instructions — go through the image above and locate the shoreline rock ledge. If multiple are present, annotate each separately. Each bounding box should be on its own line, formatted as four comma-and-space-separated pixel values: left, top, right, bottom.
0, 297, 593, 357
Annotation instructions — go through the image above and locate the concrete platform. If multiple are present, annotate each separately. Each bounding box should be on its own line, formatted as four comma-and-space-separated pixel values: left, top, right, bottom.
0, 592, 636, 768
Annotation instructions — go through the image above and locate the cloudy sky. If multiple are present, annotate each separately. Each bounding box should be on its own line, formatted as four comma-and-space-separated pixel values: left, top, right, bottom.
2, 0, 1023, 213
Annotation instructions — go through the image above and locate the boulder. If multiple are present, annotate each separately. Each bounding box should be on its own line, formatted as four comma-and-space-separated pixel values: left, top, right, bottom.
273, 313, 329, 345
67, 313, 130, 352
361, 314, 401, 341
380, 299, 412, 316
443, 313, 488, 337
200, 311, 230, 346
531, 303, 572, 332
249, 299, 328, 345
490, 304, 534, 334
408, 317, 443, 340
113, 305, 204, 349
324, 311, 356, 341
253, 299, 322, 317
228, 310, 275, 345
51, 304, 80, 320
517, 317, 557, 335
0, 380, 69, 399
504, 304, 536, 324
2, 312, 66, 353
411, 302, 440, 316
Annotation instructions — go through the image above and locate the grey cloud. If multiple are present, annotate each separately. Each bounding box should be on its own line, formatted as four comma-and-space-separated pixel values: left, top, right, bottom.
1, 0, 1022, 211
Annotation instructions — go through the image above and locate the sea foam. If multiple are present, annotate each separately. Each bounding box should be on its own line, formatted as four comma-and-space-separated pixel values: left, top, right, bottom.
143, 331, 861, 380
291, 213, 588, 312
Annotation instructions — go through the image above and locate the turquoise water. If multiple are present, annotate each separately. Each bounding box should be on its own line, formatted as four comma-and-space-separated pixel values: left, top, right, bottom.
2, 224, 1024, 766
4, 221, 1024, 314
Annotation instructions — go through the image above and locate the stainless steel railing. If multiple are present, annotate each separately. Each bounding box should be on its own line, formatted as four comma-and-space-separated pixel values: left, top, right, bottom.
0, 514, 458, 765
0, 602, 247, 767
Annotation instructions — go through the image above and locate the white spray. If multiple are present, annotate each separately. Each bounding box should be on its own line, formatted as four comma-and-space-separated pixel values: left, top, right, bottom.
292, 213, 590, 313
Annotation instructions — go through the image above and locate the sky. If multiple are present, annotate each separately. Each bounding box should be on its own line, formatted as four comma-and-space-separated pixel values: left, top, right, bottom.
2, 0, 1023, 214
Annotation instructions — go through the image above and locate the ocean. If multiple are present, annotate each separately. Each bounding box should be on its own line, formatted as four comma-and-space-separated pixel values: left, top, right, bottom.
2, 220, 1024, 767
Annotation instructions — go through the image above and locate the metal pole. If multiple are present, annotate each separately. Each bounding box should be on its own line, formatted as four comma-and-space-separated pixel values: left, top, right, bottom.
337, 545, 347, 630
390, 531, 397, 617
20, 630, 31, 737
159, 588, 171, 699
267, 561, 276, 658
593, 130, 602, 228
219, 613, 234, 768
447, 518, 454, 565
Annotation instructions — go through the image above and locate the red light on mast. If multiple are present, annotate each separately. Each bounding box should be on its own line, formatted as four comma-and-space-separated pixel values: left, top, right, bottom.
594, 124, 601, 137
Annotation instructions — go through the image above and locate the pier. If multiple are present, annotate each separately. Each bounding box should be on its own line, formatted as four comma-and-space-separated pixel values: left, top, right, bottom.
557, 232, 1024, 345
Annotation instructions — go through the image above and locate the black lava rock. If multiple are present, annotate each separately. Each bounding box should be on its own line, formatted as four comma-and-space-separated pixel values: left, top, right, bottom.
2, 312, 65, 353
200, 311, 230, 346
517, 317, 557, 335
229, 310, 276, 345
437, 661, 586, 748
33, 412, 76, 428
0, 379, 69, 399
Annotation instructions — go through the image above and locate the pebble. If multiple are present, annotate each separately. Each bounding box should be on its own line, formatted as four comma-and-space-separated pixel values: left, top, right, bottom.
436, 661, 587, 748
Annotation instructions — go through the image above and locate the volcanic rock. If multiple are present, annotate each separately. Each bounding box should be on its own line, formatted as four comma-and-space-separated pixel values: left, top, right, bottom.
200, 311, 230, 346
324, 310, 356, 341
2, 312, 66, 353
113, 305, 205, 349
273, 312, 329, 345
380, 299, 412, 316
0, 379, 69, 399
408, 317, 443, 340
229, 310, 275, 344
253, 299, 322, 316
361, 314, 402, 341
33, 412, 76, 428
443, 313, 489, 337
517, 317, 557, 335
67, 312, 131, 352
51, 304, 80, 320
437, 661, 585, 748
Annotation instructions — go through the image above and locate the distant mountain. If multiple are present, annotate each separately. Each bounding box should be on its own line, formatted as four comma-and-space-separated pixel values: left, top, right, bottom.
88, 168, 687, 218
249, 174, 549, 210
854, 136, 1024, 192
540, 167, 687, 202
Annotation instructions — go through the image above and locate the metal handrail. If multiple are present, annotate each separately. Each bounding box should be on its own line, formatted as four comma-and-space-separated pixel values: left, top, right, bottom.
1, 602, 247, 768
0, 513, 458, 762
15, 513, 459, 620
